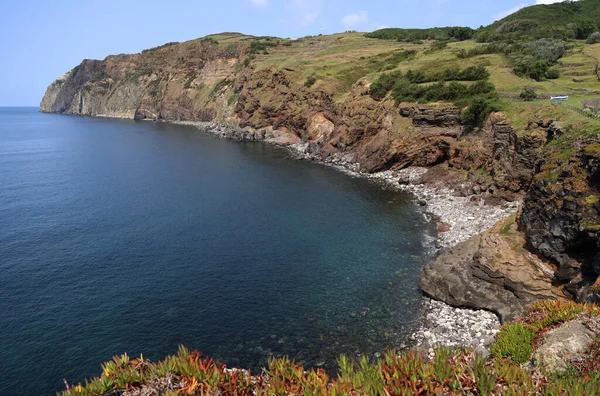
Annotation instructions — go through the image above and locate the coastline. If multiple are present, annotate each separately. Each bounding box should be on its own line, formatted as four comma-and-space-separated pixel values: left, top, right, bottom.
43, 112, 513, 355
173, 119, 513, 354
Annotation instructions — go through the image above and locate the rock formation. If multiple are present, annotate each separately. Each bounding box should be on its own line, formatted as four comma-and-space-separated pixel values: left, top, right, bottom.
419, 216, 564, 322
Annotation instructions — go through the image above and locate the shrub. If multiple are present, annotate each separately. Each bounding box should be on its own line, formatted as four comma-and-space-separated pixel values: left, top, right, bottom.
304, 76, 317, 88
461, 96, 500, 126
514, 58, 551, 81
545, 68, 560, 79
210, 78, 234, 97
526, 38, 570, 63
369, 71, 400, 100
457, 43, 505, 59
575, 19, 598, 40
365, 27, 473, 42
520, 87, 537, 101
367, 50, 417, 72
428, 40, 449, 52
587, 32, 600, 44
141, 41, 180, 54
474, 31, 499, 43
497, 20, 538, 35
447, 26, 474, 41
227, 93, 240, 106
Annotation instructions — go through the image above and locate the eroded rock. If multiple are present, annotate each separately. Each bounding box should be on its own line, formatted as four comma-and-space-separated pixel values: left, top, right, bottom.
419, 216, 564, 322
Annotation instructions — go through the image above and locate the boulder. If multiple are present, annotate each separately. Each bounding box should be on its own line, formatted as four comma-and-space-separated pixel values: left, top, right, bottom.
419, 217, 564, 322
531, 320, 596, 373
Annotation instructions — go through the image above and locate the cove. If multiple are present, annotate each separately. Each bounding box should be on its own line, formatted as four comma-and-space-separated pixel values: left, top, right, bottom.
0, 107, 433, 395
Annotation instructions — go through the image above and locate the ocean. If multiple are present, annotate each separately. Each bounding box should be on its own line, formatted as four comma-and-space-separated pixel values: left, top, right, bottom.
0, 107, 433, 395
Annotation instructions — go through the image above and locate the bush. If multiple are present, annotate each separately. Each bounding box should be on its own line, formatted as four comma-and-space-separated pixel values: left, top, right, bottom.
587, 32, 600, 44
575, 19, 598, 40
365, 27, 473, 42
367, 50, 417, 72
403, 66, 489, 84
497, 20, 538, 35
369, 71, 400, 100
520, 87, 537, 101
428, 40, 449, 52
474, 31, 499, 43
304, 76, 317, 88
457, 43, 505, 59
461, 96, 500, 126
526, 38, 570, 63
370, 66, 496, 110
545, 68, 560, 79
514, 58, 551, 81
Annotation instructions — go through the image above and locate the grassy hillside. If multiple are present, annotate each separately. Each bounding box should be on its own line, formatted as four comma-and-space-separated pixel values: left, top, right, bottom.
229, 29, 600, 118
192, 30, 600, 97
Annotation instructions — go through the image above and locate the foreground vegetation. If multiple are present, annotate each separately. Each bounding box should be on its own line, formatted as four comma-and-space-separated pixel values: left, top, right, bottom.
60, 301, 599, 395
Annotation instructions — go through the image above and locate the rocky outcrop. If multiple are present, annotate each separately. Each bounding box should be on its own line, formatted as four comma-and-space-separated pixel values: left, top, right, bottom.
39, 71, 72, 112
488, 112, 547, 194
531, 320, 598, 373
520, 139, 600, 298
419, 216, 564, 322
407, 106, 461, 128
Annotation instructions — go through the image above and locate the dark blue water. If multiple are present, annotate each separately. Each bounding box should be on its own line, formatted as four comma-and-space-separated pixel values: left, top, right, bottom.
0, 107, 433, 395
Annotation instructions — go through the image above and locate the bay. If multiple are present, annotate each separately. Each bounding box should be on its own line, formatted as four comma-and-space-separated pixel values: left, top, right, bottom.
0, 107, 433, 395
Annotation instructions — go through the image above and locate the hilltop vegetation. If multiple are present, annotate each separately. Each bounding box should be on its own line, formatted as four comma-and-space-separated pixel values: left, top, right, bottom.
479, 0, 600, 40
365, 26, 475, 42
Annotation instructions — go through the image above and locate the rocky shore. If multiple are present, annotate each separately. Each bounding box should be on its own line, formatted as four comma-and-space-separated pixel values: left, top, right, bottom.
180, 120, 512, 355
411, 299, 500, 359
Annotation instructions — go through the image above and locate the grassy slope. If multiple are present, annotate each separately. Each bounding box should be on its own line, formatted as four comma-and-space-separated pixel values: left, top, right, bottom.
205, 31, 600, 130
141, 28, 600, 120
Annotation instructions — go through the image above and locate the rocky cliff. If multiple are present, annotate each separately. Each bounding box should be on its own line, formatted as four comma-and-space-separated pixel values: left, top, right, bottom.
41, 33, 600, 317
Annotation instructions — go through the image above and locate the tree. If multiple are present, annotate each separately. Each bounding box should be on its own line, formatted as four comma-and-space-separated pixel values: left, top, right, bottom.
461, 97, 497, 126
575, 19, 597, 40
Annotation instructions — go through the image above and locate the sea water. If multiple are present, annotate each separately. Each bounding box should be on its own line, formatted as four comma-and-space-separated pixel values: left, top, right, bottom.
0, 107, 433, 395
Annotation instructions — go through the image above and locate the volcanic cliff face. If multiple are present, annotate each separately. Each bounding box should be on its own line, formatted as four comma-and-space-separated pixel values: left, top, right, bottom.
520, 138, 600, 299
40, 33, 600, 315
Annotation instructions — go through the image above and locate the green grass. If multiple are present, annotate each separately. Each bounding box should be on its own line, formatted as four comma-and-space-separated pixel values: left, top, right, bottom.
490, 323, 536, 363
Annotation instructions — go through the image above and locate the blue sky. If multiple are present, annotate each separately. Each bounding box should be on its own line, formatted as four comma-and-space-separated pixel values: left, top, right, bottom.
0, 0, 569, 106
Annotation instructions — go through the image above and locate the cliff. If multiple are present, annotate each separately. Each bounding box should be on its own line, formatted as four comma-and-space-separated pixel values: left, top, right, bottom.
41, 32, 600, 316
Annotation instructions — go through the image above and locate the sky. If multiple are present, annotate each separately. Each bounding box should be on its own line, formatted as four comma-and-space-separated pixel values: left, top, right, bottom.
0, 0, 572, 106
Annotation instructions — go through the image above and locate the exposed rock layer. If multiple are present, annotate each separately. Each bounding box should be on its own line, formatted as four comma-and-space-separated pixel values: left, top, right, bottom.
419, 216, 565, 322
